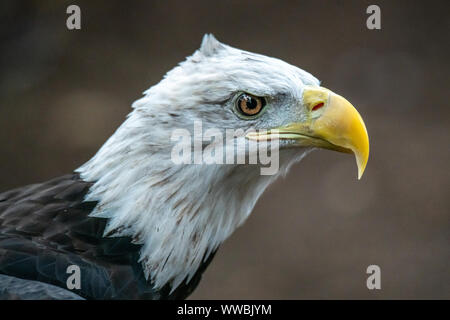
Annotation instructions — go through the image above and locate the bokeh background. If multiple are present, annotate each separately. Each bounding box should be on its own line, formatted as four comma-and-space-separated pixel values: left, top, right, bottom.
0, 0, 448, 299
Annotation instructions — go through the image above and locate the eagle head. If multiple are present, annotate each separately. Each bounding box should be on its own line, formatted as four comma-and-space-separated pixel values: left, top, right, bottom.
77, 34, 369, 291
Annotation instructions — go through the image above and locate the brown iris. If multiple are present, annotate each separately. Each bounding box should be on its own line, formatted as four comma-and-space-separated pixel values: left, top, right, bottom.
237, 93, 265, 116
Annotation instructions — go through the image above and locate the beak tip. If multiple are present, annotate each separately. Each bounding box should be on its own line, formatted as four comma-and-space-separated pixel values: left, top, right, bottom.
356, 155, 368, 180
357, 171, 363, 180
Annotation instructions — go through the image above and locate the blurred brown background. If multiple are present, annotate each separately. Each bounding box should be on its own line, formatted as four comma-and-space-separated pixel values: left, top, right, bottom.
0, 0, 448, 299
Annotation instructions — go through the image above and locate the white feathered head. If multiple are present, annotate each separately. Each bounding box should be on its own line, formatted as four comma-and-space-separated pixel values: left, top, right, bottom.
77, 34, 369, 290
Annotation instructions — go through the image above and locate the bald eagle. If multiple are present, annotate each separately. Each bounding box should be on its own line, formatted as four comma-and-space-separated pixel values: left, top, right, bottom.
0, 35, 369, 300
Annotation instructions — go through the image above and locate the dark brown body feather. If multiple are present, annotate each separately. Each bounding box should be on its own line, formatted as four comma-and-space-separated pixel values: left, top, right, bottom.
0, 174, 214, 299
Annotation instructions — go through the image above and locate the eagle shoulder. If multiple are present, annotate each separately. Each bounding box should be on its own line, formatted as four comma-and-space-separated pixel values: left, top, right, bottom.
0, 174, 215, 299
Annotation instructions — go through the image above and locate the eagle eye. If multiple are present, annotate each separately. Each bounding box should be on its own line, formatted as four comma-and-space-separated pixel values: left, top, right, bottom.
236, 93, 266, 117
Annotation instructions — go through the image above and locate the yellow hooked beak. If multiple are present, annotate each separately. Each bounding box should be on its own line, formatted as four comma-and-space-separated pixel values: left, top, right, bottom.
247, 86, 369, 179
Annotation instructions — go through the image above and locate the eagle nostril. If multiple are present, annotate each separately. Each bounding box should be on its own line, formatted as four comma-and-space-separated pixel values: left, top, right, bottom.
312, 102, 324, 111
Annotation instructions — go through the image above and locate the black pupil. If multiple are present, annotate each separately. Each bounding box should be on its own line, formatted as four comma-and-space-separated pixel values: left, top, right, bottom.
245, 96, 258, 109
